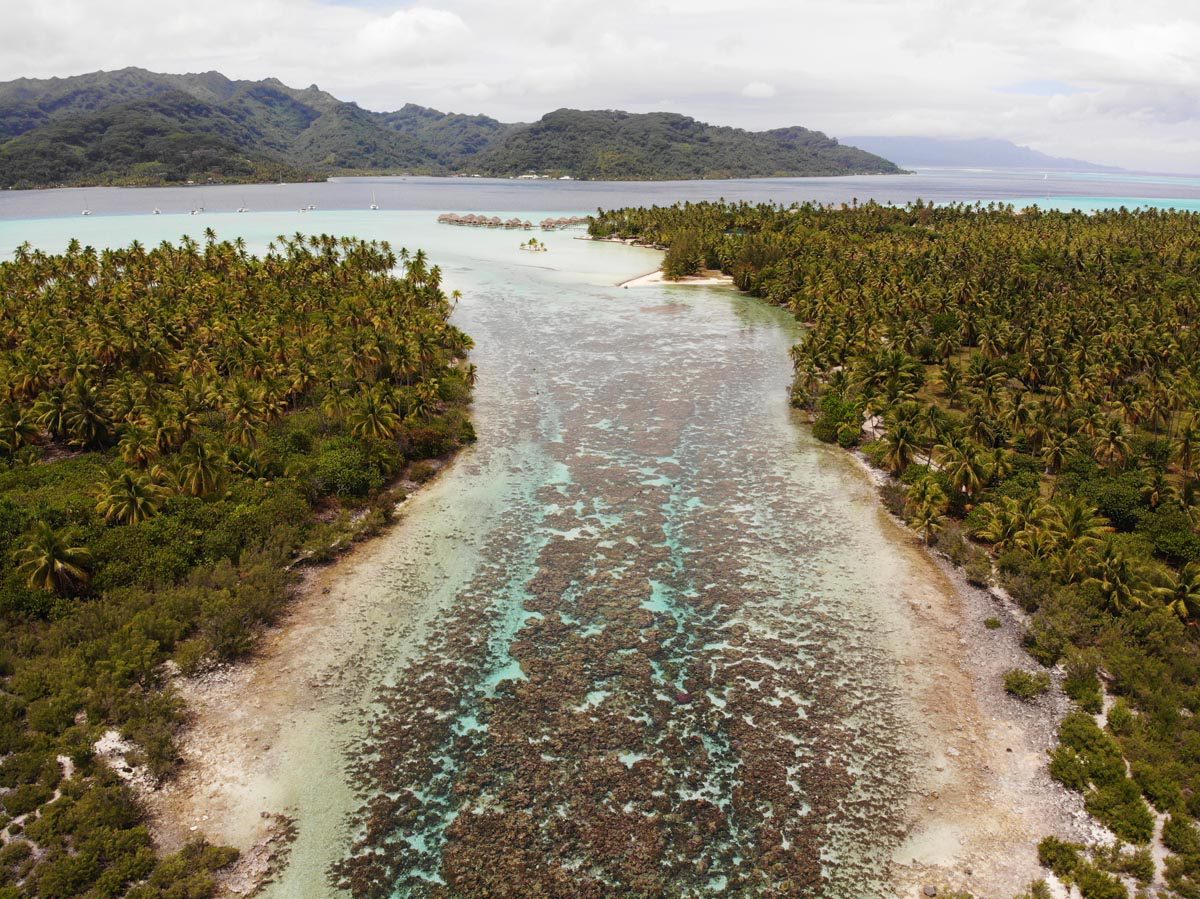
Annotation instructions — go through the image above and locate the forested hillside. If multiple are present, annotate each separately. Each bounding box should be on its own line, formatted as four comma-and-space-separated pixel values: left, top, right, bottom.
478, 109, 899, 180
0, 68, 900, 187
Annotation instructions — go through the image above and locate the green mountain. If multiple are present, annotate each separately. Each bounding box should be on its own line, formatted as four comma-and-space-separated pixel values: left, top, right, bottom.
480, 110, 899, 180
0, 68, 901, 188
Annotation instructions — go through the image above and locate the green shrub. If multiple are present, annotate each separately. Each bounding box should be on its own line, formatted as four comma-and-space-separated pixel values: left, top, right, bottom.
1049, 711, 1127, 791
1, 782, 52, 817
1164, 814, 1200, 855
1004, 668, 1051, 700
860, 439, 889, 470
309, 442, 383, 498
812, 392, 860, 445
1106, 698, 1134, 736
1085, 778, 1155, 844
964, 551, 992, 587
984, 616, 1001, 629
1131, 759, 1183, 813
1136, 506, 1200, 565
1078, 474, 1146, 533
1072, 864, 1128, 899
1014, 881, 1053, 899
662, 229, 706, 279
1095, 843, 1154, 885
1037, 836, 1081, 875
1063, 651, 1104, 713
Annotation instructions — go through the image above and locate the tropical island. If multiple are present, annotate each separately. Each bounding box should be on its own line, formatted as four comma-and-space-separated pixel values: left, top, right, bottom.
590, 199, 1200, 897
0, 68, 902, 189
0, 233, 475, 896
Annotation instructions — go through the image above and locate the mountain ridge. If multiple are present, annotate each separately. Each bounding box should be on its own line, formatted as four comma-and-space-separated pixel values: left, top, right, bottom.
842, 135, 1121, 172
0, 67, 902, 188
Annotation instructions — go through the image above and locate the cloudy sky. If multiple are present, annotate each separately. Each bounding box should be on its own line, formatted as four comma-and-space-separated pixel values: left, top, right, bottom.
2, 0, 1198, 172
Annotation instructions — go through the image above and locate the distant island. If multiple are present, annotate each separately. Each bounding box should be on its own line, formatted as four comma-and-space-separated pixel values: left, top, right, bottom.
0, 68, 902, 188
842, 135, 1122, 172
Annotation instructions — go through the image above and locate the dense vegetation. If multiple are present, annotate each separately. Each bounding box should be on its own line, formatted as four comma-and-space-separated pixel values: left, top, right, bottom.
0, 90, 313, 188
591, 200, 1200, 896
474, 109, 901, 180
0, 233, 474, 895
0, 68, 901, 188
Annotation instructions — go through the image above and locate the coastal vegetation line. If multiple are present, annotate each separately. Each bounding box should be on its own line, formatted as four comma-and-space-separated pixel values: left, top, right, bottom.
590, 200, 1200, 898
0, 233, 474, 896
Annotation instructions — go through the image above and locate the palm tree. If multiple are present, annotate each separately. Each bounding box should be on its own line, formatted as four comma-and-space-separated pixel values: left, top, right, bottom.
1094, 420, 1132, 469
118, 427, 159, 468
177, 440, 223, 498
1153, 563, 1200, 621
14, 522, 91, 594
939, 442, 987, 500
0, 404, 36, 457
1041, 433, 1076, 476
909, 501, 943, 545
1176, 420, 1198, 480
95, 469, 169, 524
63, 377, 112, 448
1141, 468, 1174, 510
32, 387, 69, 440
1048, 497, 1111, 547
348, 388, 401, 441
975, 497, 1024, 552
1084, 541, 1146, 614
880, 407, 921, 475
906, 476, 947, 545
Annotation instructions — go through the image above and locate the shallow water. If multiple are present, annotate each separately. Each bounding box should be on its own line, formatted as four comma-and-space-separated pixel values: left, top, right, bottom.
4, 165, 1200, 224
0, 179, 1177, 895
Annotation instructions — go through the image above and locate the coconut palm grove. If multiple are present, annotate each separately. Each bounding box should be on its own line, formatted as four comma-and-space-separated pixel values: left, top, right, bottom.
591, 200, 1200, 896
0, 232, 474, 895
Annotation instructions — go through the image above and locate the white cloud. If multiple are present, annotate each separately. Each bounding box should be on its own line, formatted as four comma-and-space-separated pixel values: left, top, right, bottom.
741, 81, 776, 99
357, 8, 470, 64
1, 0, 1199, 171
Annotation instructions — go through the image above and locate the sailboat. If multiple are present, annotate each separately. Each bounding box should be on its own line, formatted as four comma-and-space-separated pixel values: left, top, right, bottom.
80, 206, 91, 216
237, 196, 248, 213
369, 191, 379, 211
153, 208, 161, 215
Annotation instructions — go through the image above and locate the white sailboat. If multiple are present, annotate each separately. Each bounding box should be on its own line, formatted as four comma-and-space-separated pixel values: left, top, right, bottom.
369, 191, 379, 211
80, 206, 91, 216
153, 208, 161, 215
237, 196, 248, 213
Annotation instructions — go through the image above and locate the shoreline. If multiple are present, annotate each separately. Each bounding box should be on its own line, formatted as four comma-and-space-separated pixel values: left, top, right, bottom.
856, 448, 1099, 895
141, 458, 467, 896
617, 268, 735, 288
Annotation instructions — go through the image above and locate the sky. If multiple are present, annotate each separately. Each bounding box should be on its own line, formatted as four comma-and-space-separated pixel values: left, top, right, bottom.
2, 0, 1198, 172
